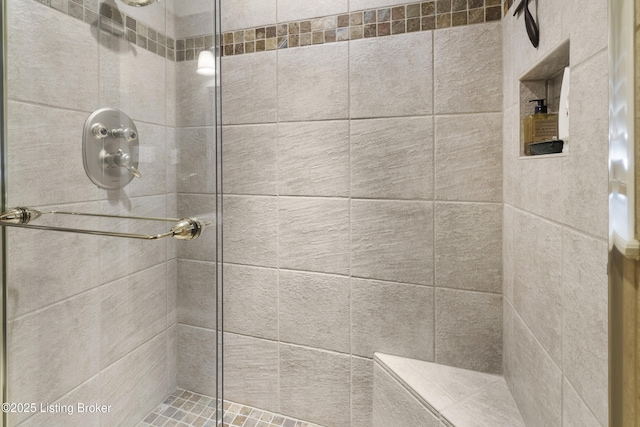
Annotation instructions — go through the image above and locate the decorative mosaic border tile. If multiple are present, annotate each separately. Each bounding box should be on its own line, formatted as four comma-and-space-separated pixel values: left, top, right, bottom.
137, 389, 325, 427
33, 0, 176, 61
174, 0, 502, 60
33, 0, 511, 64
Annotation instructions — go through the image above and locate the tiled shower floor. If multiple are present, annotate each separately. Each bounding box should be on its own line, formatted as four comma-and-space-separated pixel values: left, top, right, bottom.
137, 389, 325, 427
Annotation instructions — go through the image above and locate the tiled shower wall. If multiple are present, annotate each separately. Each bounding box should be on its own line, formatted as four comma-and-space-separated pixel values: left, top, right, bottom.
174, 1, 503, 427
502, 0, 609, 426
5, 1, 178, 426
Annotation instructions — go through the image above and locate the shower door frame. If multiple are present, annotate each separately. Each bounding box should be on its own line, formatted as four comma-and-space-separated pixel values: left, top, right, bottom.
0, 0, 7, 425
609, 0, 640, 425
0, 0, 226, 425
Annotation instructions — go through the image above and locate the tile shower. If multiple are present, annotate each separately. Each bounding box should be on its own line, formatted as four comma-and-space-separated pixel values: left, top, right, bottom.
3, 1, 609, 427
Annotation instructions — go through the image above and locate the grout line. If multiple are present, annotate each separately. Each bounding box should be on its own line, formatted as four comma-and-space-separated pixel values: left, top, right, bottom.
274, 4, 282, 412
431, 27, 437, 365
218, 260, 505, 296
8, 260, 168, 322
347, 26, 354, 425
506, 202, 608, 244
213, 110, 503, 129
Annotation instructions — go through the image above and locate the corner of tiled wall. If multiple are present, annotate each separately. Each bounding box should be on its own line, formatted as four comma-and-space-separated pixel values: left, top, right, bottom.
502, 0, 609, 425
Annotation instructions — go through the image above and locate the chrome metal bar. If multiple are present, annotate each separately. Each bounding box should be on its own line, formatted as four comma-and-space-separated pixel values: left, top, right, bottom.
0, 207, 209, 241
46, 211, 181, 223
0, 222, 175, 240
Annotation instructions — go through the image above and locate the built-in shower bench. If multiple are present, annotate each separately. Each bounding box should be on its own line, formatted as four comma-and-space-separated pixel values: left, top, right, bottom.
373, 353, 525, 427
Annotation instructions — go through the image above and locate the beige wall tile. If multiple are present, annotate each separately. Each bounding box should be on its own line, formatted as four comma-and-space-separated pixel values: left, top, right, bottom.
176, 126, 217, 194
351, 357, 373, 427
99, 196, 168, 283
435, 203, 502, 293
278, 0, 347, 22
221, 0, 275, 32
223, 263, 278, 340
222, 52, 277, 125
351, 200, 433, 285
8, 290, 101, 424
562, 379, 603, 427
175, 61, 217, 127
223, 195, 278, 267
167, 324, 178, 393
350, 32, 433, 118
278, 43, 349, 121
373, 363, 440, 427
279, 197, 350, 275
166, 59, 177, 127
567, 0, 607, 66
502, 299, 515, 392
280, 270, 350, 352
167, 259, 178, 327
532, 0, 563, 57
166, 129, 177, 195
177, 260, 217, 329
511, 156, 564, 222
508, 311, 562, 427
7, 201, 101, 320
101, 333, 168, 427
502, 106, 519, 205
434, 22, 502, 114
502, 19, 517, 110
278, 121, 350, 197
223, 333, 279, 411
280, 344, 351, 427
123, 122, 168, 198
351, 117, 434, 200
7, 102, 100, 207
513, 210, 562, 365
352, 278, 434, 360
562, 230, 608, 425
435, 288, 502, 374
18, 376, 101, 427
435, 114, 503, 202
7, 0, 98, 112
223, 124, 278, 195
562, 51, 609, 240
173, 0, 215, 38
100, 33, 167, 126
503, 205, 515, 304
101, 264, 167, 367
177, 324, 217, 396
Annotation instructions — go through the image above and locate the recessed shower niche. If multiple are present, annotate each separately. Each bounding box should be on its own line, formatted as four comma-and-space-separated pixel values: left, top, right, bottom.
519, 39, 570, 157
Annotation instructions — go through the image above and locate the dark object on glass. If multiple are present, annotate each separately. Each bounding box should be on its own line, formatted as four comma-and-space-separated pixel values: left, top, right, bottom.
513, 0, 539, 48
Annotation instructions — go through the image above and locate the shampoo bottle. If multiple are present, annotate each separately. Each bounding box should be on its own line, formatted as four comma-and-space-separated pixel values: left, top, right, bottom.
524, 99, 558, 155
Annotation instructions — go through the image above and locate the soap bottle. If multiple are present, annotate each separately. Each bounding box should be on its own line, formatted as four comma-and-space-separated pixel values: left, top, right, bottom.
523, 99, 559, 155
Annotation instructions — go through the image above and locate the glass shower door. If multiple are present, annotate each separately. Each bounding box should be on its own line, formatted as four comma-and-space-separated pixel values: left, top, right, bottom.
1, 0, 222, 426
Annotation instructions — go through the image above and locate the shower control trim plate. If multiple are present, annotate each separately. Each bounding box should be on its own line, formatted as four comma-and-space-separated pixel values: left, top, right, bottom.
83, 108, 140, 189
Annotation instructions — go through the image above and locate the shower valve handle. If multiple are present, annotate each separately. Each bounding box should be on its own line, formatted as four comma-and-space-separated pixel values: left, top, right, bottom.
111, 127, 137, 142
105, 149, 142, 178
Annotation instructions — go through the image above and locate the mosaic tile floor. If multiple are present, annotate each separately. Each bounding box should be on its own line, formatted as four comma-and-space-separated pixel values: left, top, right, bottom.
137, 389, 325, 427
